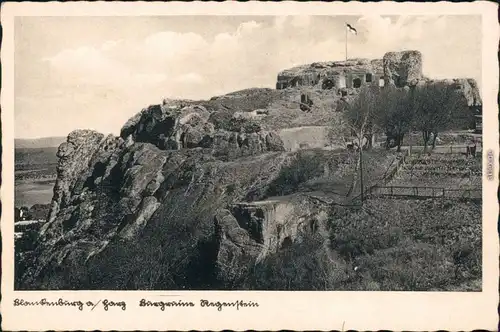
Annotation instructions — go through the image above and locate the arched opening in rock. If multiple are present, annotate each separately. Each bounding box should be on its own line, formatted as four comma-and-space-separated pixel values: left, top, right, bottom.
309, 219, 318, 233
180, 132, 186, 149
199, 135, 213, 148
392, 75, 402, 87
281, 236, 293, 249
379, 78, 385, 87
300, 94, 313, 112
353, 78, 362, 88
365, 73, 373, 83
322, 79, 335, 90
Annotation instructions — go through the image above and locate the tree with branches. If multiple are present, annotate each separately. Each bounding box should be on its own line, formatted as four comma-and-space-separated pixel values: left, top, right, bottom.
374, 86, 415, 152
411, 82, 469, 151
340, 85, 378, 151
337, 85, 379, 203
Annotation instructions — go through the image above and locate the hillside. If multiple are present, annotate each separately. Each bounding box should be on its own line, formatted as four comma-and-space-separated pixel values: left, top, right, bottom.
16, 50, 482, 291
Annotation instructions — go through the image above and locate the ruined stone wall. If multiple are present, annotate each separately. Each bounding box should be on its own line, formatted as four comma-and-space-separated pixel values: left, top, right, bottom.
276, 51, 425, 90
383, 50, 423, 87
276, 58, 383, 91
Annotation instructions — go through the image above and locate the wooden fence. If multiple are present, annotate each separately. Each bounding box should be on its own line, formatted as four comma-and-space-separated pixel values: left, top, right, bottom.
405, 145, 483, 155
368, 185, 481, 200
348, 147, 482, 204
350, 150, 410, 203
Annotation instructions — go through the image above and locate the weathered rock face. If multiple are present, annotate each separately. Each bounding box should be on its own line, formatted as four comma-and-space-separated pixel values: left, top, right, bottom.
20, 95, 338, 290
19, 106, 363, 290
276, 58, 384, 91
231, 195, 329, 260
421, 78, 482, 107
383, 50, 423, 87
213, 209, 263, 284
120, 103, 214, 150
276, 50, 425, 90
19, 49, 482, 291
275, 49, 481, 116
119, 100, 285, 160
45, 130, 107, 228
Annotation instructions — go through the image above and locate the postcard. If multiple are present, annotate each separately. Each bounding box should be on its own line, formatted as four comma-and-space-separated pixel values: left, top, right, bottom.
1, 1, 499, 330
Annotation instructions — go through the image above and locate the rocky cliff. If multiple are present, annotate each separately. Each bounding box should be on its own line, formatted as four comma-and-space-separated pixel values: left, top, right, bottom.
18, 86, 369, 290
17, 50, 482, 290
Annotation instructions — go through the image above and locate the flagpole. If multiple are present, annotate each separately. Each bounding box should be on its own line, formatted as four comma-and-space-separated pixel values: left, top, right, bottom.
345, 24, 348, 61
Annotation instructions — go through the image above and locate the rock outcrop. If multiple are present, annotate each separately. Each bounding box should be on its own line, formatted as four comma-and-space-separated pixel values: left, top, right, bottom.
275, 49, 481, 116
230, 195, 329, 260
19, 92, 349, 290
119, 100, 285, 160
276, 58, 384, 91
419, 78, 482, 107
383, 50, 423, 87
17, 49, 482, 291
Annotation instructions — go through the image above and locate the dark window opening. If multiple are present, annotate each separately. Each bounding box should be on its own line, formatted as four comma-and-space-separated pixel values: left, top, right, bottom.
365, 73, 373, 83
353, 78, 362, 88
392, 75, 402, 87
341, 90, 347, 97
322, 79, 335, 90
180, 132, 186, 148
281, 236, 293, 249
310, 219, 318, 233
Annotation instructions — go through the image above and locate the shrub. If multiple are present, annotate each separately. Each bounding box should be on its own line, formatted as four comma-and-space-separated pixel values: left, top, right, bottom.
266, 150, 323, 197
241, 233, 349, 290
327, 199, 482, 290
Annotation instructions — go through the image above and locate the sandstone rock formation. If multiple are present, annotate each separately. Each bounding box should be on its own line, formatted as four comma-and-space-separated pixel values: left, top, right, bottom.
419, 78, 482, 107
275, 50, 481, 121
19, 89, 351, 290
383, 50, 423, 87
276, 58, 384, 91
17, 49, 482, 291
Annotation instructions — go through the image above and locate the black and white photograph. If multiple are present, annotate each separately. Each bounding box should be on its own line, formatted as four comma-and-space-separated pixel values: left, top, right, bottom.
2, 2, 498, 331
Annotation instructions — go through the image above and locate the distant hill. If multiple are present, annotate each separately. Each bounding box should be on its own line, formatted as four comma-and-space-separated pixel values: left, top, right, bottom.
15, 137, 66, 149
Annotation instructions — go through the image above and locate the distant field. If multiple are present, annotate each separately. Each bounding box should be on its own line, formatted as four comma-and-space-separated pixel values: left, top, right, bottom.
15, 147, 58, 207
15, 147, 58, 166
15, 179, 55, 207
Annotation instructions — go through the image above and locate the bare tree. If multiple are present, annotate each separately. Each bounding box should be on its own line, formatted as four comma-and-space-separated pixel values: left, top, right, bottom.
337, 86, 378, 202
374, 86, 415, 152
411, 83, 469, 151
340, 86, 378, 150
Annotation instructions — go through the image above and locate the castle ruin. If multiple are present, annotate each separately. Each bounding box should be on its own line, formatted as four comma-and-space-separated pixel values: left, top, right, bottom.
276, 50, 424, 92
275, 50, 481, 108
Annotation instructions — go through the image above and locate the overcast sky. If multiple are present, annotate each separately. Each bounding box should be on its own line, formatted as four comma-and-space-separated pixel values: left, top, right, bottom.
15, 15, 481, 138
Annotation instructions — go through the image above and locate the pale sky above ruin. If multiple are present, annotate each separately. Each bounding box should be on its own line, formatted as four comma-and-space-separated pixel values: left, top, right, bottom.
15, 15, 481, 138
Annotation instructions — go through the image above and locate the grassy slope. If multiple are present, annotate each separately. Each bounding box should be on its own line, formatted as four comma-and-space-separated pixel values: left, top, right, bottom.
329, 198, 481, 291
244, 198, 481, 291
242, 150, 482, 291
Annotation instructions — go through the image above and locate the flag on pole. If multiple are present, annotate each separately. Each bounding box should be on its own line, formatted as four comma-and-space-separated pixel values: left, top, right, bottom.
346, 23, 357, 35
